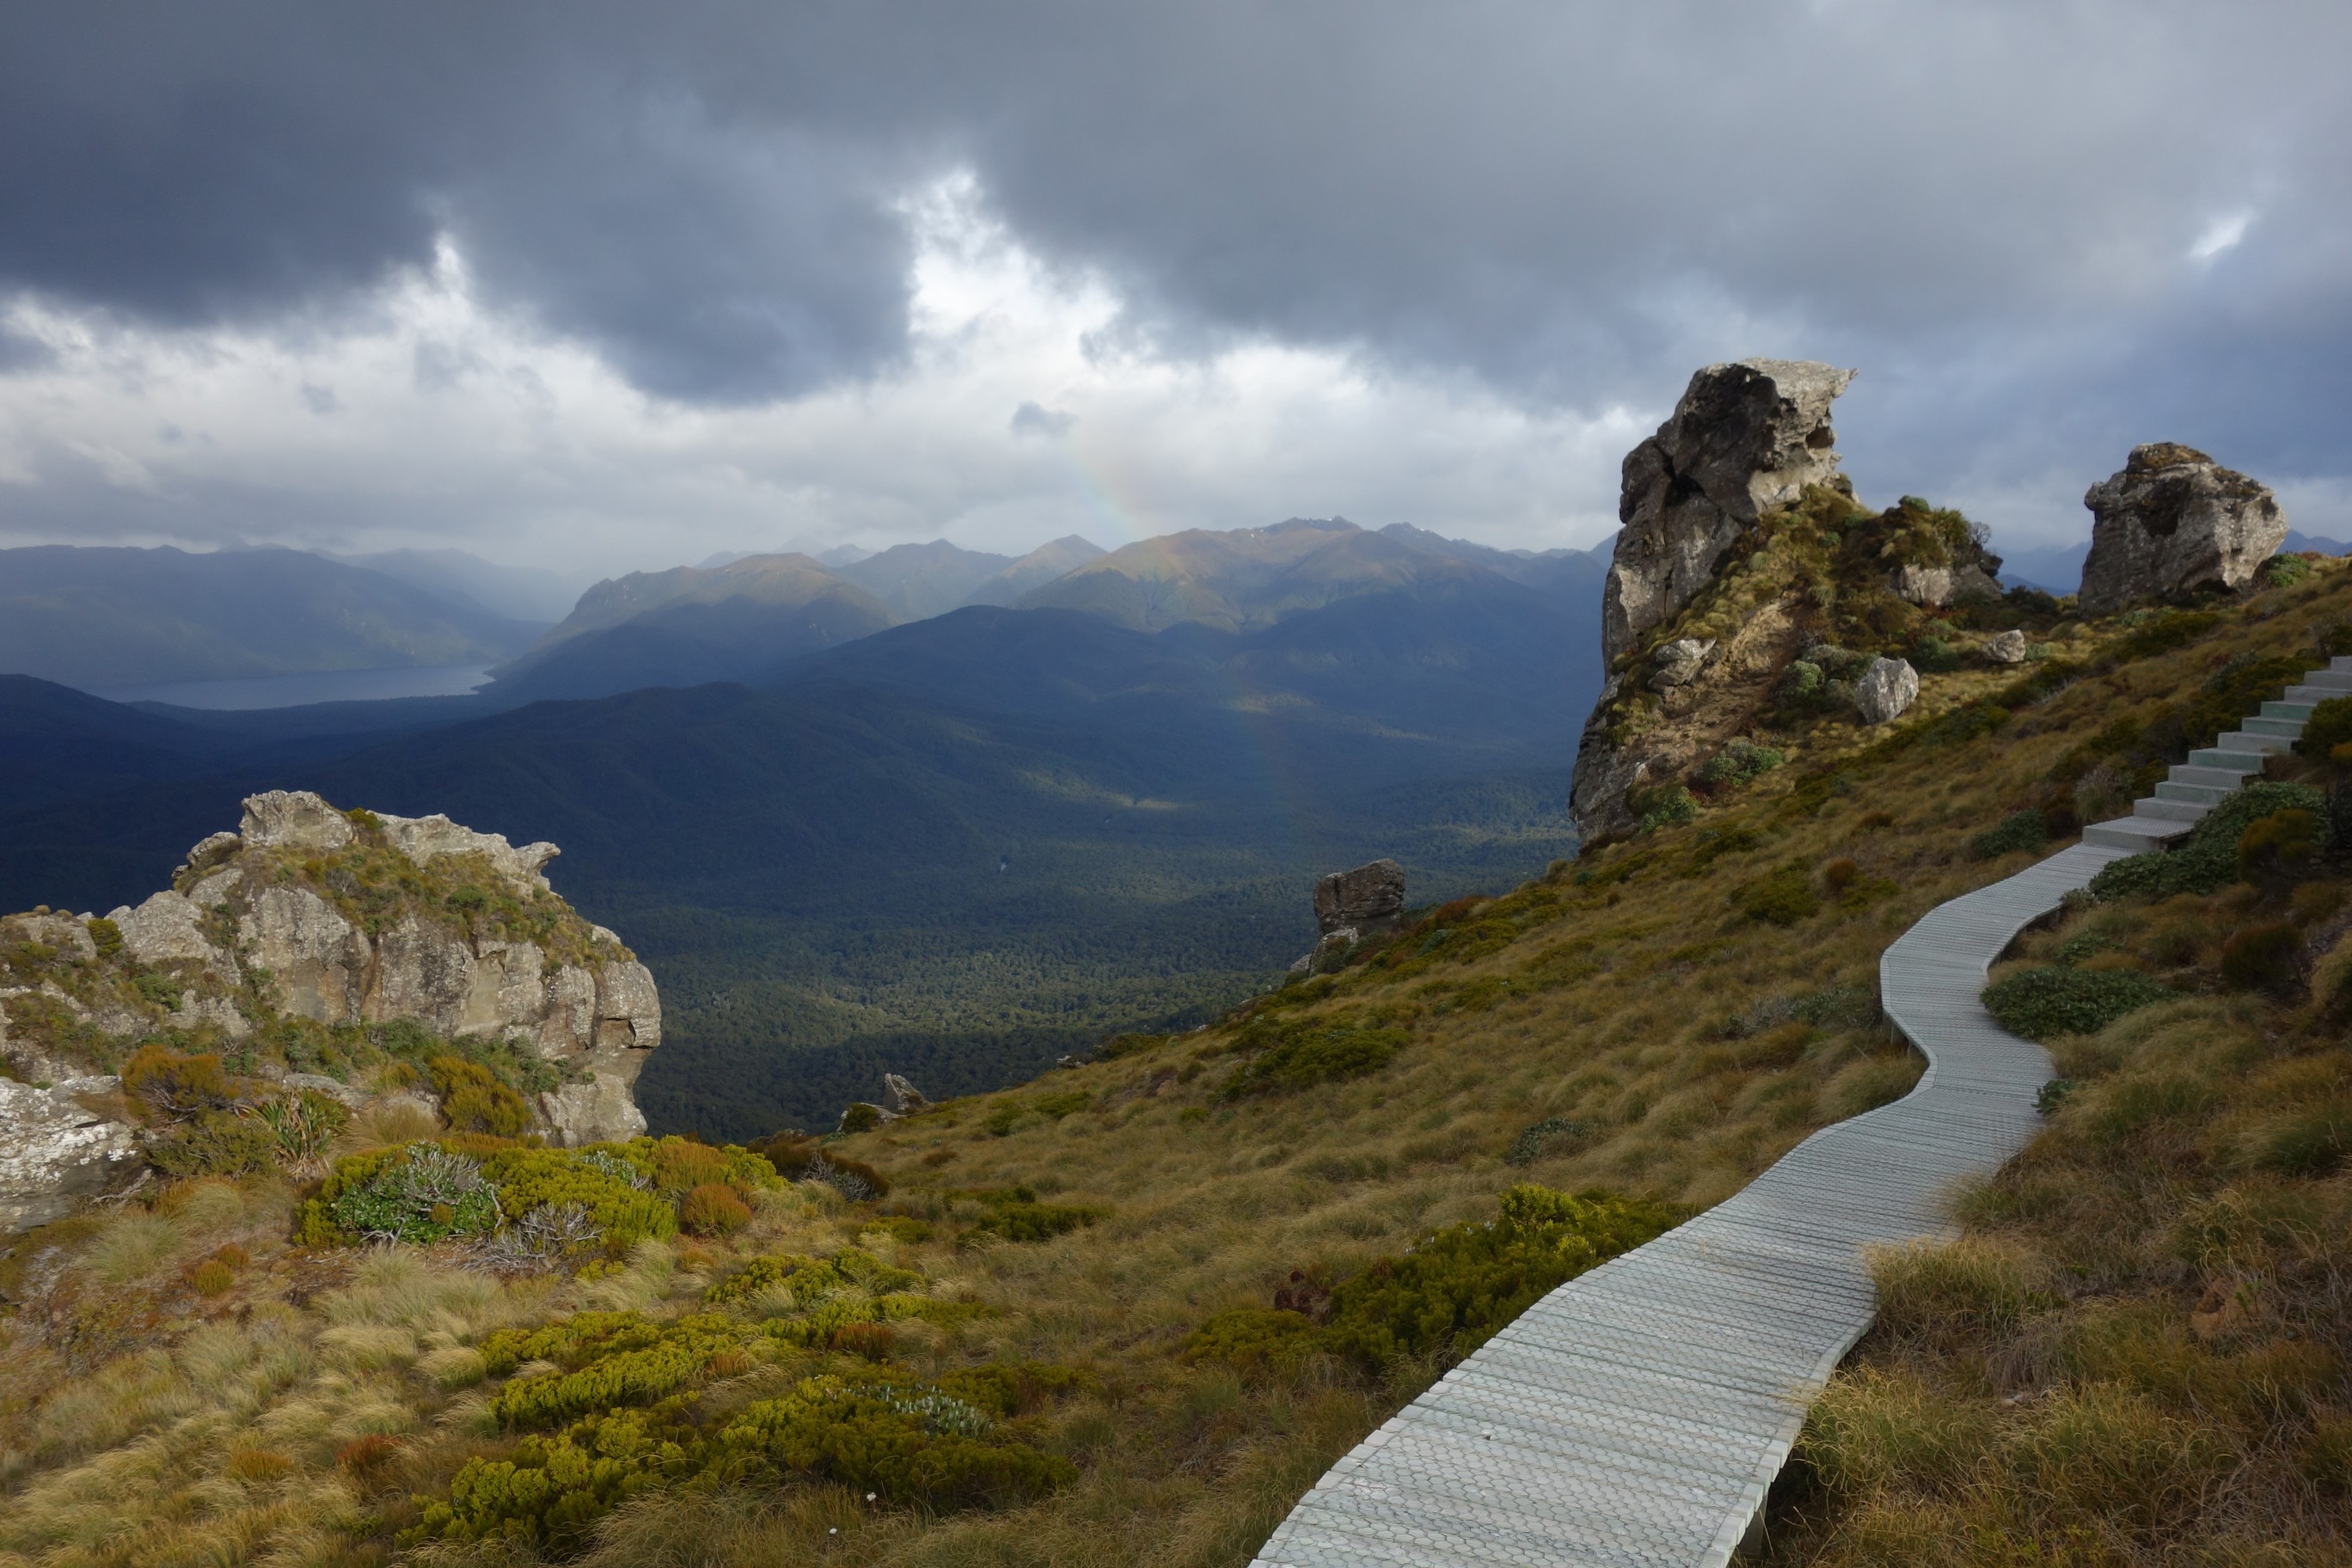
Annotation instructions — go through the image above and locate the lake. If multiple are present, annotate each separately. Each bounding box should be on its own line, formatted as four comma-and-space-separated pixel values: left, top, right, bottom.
89, 664, 493, 710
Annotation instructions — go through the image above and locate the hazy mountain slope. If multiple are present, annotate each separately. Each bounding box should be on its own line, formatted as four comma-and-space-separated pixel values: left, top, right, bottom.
0, 545, 543, 687
0, 676, 251, 817
484, 554, 897, 701
1014, 518, 1362, 630
328, 546, 583, 622
1380, 522, 1611, 602
831, 539, 1014, 618
960, 534, 1108, 605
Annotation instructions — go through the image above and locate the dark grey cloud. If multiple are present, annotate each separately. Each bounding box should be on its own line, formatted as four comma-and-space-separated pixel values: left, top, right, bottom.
3, 1, 2349, 517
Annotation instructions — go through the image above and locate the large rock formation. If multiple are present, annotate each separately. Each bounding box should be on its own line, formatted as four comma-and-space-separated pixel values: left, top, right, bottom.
0, 791, 665, 1230
2079, 444, 2287, 616
1602, 359, 1857, 662
1314, 859, 1406, 936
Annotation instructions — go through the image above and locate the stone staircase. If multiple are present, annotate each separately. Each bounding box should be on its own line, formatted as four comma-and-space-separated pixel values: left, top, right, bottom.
2081, 654, 2349, 851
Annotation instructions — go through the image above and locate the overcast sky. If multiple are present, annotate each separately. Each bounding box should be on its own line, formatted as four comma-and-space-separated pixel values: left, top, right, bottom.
2, 1, 2345, 579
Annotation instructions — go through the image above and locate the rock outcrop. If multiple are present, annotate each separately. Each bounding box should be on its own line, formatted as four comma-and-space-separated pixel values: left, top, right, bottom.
2079, 444, 2287, 616
1602, 359, 1856, 662
0, 791, 665, 1229
1314, 859, 1406, 936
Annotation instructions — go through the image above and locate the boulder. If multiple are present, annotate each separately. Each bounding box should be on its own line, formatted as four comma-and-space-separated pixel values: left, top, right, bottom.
1648, 637, 1715, 690
2079, 444, 2287, 616
1314, 860, 1406, 936
0, 1079, 143, 1232
1308, 928, 1358, 975
239, 790, 355, 853
1602, 358, 1856, 661
1982, 629, 2029, 665
880, 1074, 929, 1116
107, 891, 239, 983
1890, 559, 2003, 609
1853, 658, 1920, 725
539, 1066, 648, 1147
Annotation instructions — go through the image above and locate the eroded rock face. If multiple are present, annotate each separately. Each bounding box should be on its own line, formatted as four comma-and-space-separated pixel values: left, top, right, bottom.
376, 812, 560, 896
241, 789, 355, 853
1314, 860, 1406, 936
1602, 359, 1857, 662
1983, 629, 2029, 665
0, 1079, 144, 1232
1890, 559, 2003, 609
247, 885, 369, 1023
2079, 444, 2287, 616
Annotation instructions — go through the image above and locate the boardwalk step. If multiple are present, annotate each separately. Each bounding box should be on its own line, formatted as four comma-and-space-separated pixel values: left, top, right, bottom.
2263, 701, 2318, 721
2135, 797, 2209, 824
2187, 747, 2267, 771
2241, 716, 2305, 738
2155, 780, 2232, 805
2171, 763, 2256, 787
2083, 814, 2194, 850
2298, 669, 2352, 690
2288, 684, 2351, 704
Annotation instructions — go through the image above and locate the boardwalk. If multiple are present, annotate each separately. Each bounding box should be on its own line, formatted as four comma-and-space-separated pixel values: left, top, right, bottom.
1250, 841, 2132, 1568
1251, 660, 2333, 1568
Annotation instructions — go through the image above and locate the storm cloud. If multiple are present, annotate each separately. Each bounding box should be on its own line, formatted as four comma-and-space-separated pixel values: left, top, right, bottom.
2, 1, 2347, 567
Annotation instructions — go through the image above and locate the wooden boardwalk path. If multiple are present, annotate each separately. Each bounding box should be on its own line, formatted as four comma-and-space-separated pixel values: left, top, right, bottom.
1250, 663, 2332, 1568
1248, 842, 2131, 1568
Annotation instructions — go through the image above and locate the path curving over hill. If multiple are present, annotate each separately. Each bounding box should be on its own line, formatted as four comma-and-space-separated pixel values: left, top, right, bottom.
1251, 658, 2337, 1568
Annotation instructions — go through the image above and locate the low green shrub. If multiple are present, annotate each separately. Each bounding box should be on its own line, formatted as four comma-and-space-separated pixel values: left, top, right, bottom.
249, 1088, 350, 1161
146, 1110, 281, 1179
721, 1373, 1075, 1507
2297, 695, 2352, 763
1316, 1185, 1681, 1372
750, 1134, 891, 1198
1696, 739, 1786, 791
1223, 1022, 1406, 1098
1970, 810, 2049, 861
1633, 785, 1699, 832
1504, 1117, 1592, 1167
483, 1146, 678, 1249
839, 1102, 884, 1135
679, 1182, 751, 1236
705, 1247, 925, 1308
2219, 922, 2305, 994
490, 1313, 743, 1429
85, 917, 123, 959
121, 1044, 238, 1119
1981, 966, 2173, 1042
1181, 1308, 1324, 1379
1910, 636, 1963, 675
309, 1143, 502, 1245
963, 1187, 1104, 1244
2091, 782, 2328, 902
1735, 863, 1820, 926
430, 1055, 535, 1137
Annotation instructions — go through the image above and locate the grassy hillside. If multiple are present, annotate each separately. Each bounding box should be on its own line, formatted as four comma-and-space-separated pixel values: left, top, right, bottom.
7, 553, 2346, 1565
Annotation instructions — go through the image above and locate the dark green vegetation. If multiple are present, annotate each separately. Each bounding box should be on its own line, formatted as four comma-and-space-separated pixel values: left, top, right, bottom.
0, 544, 541, 689
1, 540, 1600, 1133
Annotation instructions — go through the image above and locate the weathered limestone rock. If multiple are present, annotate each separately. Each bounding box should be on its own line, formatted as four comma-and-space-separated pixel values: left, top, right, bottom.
592, 959, 662, 1050
9, 913, 96, 963
881, 1074, 929, 1116
364, 915, 476, 1036
1602, 359, 1857, 662
2079, 444, 2287, 616
1854, 658, 1920, 725
375, 812, 561, 895
0, 1079, 144, 1232
247, 885, 370, 1022
1314, 860, 1406, 936
1982, 629, 2029, 665
1890, 559, 2003, 609
1649, 638, 1714, 690
107, 891, 239, 983
240, 790, 355, 853
539, 1063, 648, 1147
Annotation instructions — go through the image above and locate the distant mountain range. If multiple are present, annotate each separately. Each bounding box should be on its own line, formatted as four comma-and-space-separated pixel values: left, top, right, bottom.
327, 547, 585, 622
0, 545, 545, 689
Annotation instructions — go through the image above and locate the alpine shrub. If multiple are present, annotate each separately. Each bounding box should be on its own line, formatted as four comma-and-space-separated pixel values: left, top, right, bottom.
1736, 863, 1820, 926
1504, 1117, 1592, 1167
146, 1111, 281, 1179
679, 1182, 752, 1237
482, 1146, 678, 1249
1981, 967, 2173, 1042
1181, 1308, 1325, 1380
2219, 922, 2305, 994
430, 1055, 534, 1137
1970, 810, 2050, 861
315, 1143, 502, 1245
2091, 782, 2328, 902
2297, 696, 2352, 763
963, 1187, 1105, 1244
1634, 785, 1699, 832
1224, 1023, 1406, 1097
1696, 739, 1785, 790
1319, 1185, 1681, 1372
2239, 810, 2323, 890
121, 1044, 237, 1119
751, 1134, 891, 1198
249, 1088, 350, 1161
720, 1374, 1075, 1508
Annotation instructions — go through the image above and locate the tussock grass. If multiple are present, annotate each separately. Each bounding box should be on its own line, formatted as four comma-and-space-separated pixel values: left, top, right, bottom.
6, 560, 2351, 1565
